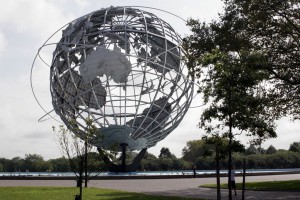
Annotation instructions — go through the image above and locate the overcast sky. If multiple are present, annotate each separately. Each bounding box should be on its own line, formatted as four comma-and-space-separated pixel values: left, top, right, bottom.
0, 0, 299, 160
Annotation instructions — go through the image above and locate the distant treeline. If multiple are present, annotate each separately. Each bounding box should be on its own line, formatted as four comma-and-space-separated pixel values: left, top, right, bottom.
0, 141, 299, 172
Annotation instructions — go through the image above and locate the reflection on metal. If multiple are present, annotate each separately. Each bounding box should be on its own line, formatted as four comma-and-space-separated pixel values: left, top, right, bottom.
141, 80, 154, 95
80, 46, 132, 84
98, 125, 148, 151
33, 6, 194, 153
126, 96, 171, 147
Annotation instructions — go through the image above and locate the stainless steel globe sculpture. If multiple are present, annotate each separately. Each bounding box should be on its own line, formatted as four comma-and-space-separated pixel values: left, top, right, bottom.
34, 6, 194, 154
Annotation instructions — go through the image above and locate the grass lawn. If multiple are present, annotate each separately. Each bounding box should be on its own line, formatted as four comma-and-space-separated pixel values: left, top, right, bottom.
201, 180, 300, 191
0, 187, 202, 200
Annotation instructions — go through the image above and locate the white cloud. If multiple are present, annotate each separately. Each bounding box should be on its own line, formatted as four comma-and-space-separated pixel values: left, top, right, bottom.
0, 0, 74, 43
0, 32, 6, 54
262, 118, 300, 150
75, 0, 90, 7
0, 72, 60, 159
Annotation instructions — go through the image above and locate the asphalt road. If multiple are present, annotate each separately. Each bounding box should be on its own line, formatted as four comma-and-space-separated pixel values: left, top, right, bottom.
1, 174, 300, 199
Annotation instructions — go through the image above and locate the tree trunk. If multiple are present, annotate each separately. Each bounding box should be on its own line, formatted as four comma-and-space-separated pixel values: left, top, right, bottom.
79, 156, 84, 200
120, 143, 128, 172
228, 82, 233, 200
242, 158, 246, 200
216, 147, 221, 200
79, 178, 83, 200
228, 124, 233, 200
84, 140, 88, 188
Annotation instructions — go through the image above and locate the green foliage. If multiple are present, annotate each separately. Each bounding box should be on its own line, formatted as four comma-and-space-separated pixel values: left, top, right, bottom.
186, 0, 300, 119
182, 140, 212, 163
227, 0, 300, 119
24, 154, 51, 172
203, 136, 245, 158
0, 142, 299, 172
184, 38, 277, 139
159, 147, 176, 159
140, 152, 160, 171
266, 145, 277, 154
245, 144, 258, 155
181, 139, 244, 170
180, 139, 299, 170
0, 156, 30, 172
49, 157, 70, 172
140, 148, 191, 171
183, 5, 293, 192
158, 158, 174, 171
289, 142, 300, 153
242, 150, 300, 169
143, 154, 157, 170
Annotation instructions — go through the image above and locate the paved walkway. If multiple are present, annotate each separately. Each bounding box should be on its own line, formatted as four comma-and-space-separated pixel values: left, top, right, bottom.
1, 174, 300, 199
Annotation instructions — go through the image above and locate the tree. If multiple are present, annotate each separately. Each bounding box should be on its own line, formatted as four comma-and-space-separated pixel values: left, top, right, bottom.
223, 0, 300, 119
9, 157, 25, 172
289, 142, 300, 153
83, 118, 98, 187
140, 152, 159, 171
184, 4, 278, 199
24, 154, 49, 172
190, 0, 300, 119
245, 144, 257, 155
203, 135, 225, 200
266, 145, 277, 154
158, 147, 177, 171
0, 163, 3, 172
182, 140, 212, 163
53, 124, 94, 200
159, 147, 176, 159
49, 157, 70, 172
203, 136, 244, 200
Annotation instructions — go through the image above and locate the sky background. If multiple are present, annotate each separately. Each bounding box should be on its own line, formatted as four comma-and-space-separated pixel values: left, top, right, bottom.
0, 0, 299, 160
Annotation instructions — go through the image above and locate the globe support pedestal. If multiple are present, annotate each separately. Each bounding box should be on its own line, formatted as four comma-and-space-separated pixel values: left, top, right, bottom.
97, 147, 147, 172
120, 143, 128, 172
